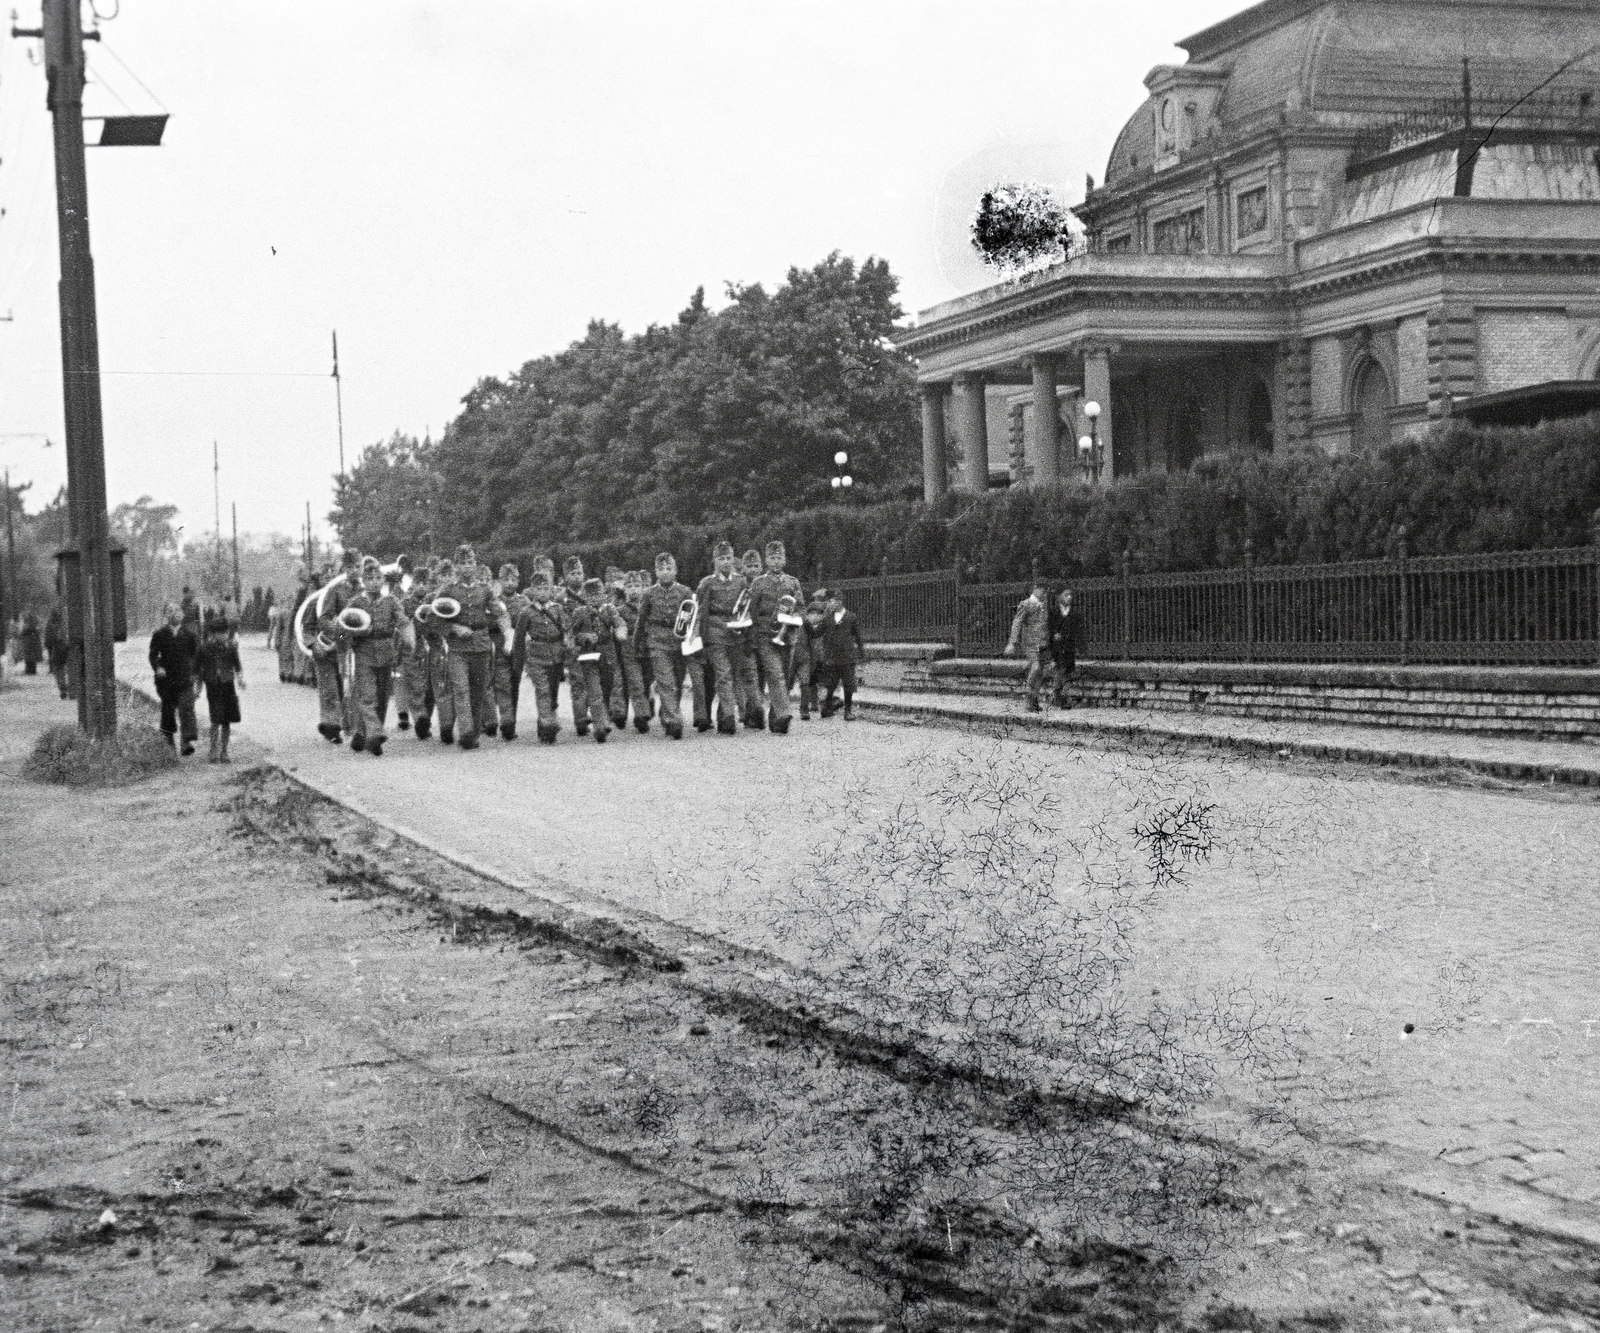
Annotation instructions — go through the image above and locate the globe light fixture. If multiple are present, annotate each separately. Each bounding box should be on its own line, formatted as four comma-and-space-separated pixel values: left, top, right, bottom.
1083, 400, 1102, 420
1079, 401, 1104, 483
841, 475, 854, 488
834, 451, 849, 467
831, 476, 842, 489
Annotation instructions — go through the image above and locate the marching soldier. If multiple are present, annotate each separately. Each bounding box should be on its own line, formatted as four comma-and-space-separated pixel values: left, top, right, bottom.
616, 570, 653, 732
424, 558, 458, 743
792, 587, 827, 720
312, 549, 360, 743
748, 540, 803, 734
434, 545, 506, 752
338, 555, 402, 756
600, 566, 631, 728
397, 564, 435, 739
566, 578, 613, 742
734, 549, 765, 728
514, 572, 569, 743
556, 556, 595, 734
487, 561, 527, 741
635, 554, 695, 739
694, 542, 754, 735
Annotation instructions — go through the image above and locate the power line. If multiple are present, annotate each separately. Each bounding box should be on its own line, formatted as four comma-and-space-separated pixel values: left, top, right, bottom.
95, 37, 164, 113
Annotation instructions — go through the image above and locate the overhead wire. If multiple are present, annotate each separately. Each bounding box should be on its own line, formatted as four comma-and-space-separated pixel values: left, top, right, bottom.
95, 38, 166, 113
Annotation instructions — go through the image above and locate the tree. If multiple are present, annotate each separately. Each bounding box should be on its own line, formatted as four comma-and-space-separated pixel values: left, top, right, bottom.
970, 182, 1081, 273
330, 432, 441, 556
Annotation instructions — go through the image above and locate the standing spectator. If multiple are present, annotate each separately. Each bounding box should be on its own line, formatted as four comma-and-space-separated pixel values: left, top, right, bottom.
44, 603, 71, 698
18, 611, 43, 675
149, 601, 200, 755
1003, 579, 1051, 712
179, 586, 200, 631
197, 610, 244, 763
817, 589, 865, 721
1047, 586, 1077, 708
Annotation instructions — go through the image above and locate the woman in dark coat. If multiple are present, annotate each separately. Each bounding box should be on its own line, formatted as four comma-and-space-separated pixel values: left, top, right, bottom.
1046, 586, 1077, 707
17, 612, 43, 675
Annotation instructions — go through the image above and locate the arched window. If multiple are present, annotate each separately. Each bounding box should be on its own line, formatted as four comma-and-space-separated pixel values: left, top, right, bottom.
1246, 379, 1274, 453
1353, 360, 1392, 452
1168, 390, 1206, 471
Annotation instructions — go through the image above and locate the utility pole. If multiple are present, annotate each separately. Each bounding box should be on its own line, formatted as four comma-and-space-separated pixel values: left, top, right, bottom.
213, 440, 222, 594
16, 0, 119, 735
2, 469, 14, 655
332, 331, 345, 478
231, 502, 241, 610
305, 500, 315, 571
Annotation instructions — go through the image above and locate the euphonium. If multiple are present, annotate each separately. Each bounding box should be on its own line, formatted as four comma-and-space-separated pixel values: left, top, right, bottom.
430, 595, 462, 621
337, 606, 373, 634
675, 596, 702, 656
772, 593, 802, 646
726, 585, 753, 630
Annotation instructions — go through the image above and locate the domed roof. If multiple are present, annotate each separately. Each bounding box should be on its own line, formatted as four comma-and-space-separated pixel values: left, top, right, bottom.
1103, 0, 1600, 188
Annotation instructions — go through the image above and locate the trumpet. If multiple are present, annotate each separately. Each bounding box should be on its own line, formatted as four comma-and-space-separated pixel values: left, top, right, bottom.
726, 586, 753, 631
771, 593, 803, 646
675, 596, 703, 656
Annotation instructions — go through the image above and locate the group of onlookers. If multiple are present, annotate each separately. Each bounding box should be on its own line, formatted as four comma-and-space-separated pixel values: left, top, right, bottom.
5, 605, 72, 698
146, 587, 245, 761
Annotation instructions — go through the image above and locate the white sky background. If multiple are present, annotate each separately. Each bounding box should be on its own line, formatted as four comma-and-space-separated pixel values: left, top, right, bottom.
0, 0, 1242, 544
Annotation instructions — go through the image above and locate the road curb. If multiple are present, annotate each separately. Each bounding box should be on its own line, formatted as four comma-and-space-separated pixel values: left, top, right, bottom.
855, 694, 1600, 788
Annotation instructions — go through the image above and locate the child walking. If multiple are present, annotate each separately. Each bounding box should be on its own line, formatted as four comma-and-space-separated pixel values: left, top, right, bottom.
198, 612, 245, 763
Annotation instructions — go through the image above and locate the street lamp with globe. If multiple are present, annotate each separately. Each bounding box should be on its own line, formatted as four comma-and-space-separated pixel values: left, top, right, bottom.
1077, 400, 1103, 483
831, 450, 853, 496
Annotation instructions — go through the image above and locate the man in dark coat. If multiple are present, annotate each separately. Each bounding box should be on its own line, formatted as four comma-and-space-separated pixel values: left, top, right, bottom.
44, 604, 71, 698
17, 611, 42, 675
149, 600, 200, 754
817, 590, 866, 721
1047, 586, 1077, 707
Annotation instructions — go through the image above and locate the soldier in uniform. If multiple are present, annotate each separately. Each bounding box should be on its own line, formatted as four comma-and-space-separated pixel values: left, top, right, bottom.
615, 570, 653, 732
695, 541, 754, 736
425, 558, 458, 743
748, 540, 803, 734
486, 562, 527, 741
598, 566, 631, 728
339, 556, 402, 756
556, 556, 596, 734
515, 572, 568, 743
565, 578, 613, 742
312, 549, 360, 743
434, 545, 504, 751
733, 549, 765, 728
397, 564, 435, 739
635, 553, 695, 739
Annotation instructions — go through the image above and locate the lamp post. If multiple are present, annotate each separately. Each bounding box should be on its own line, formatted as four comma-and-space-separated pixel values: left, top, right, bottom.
829, 449, 854, 498
1076, 400, 1104, 483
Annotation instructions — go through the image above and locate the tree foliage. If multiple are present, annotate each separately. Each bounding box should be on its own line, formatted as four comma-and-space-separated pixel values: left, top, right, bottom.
330, 253, 921, 554
970, 182, 1080, 273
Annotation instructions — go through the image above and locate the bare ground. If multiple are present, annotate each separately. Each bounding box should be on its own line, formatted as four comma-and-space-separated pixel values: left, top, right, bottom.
4, 675, 1599, 1332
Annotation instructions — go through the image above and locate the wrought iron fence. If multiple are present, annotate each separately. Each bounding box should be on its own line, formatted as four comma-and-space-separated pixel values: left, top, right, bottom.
831, 544, 1600, 666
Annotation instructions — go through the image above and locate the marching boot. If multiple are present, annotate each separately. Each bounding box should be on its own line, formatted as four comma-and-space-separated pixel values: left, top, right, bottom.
694, 719, 712, 733
537, 723, 559, 744
414, 716, 432, 740
843, 703, 856, 721
575, 723, 590, 738
746, 708, 766, 731
594, 725, 609, 744
163, 731, 176, 750
351, 734, 367, 753
439, 725, 454, 746
667, 721, 683, 740
459, 731, 480, 751
633, 716, 650, 734
219, 729, 231, 763
397, 712, 411, 731
770, 714, 791, 736
368, 737, 384, 757
481, 723, 497, 740
500, 723, 516, 741
207, 729, 220, 764
317, 723, 338, 742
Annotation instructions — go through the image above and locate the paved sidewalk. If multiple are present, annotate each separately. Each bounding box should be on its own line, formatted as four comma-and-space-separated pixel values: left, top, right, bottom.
854, 685, 1600, 786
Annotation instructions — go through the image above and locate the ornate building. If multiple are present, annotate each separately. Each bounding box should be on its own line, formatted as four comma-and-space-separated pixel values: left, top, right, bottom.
896, 0, 1600, 500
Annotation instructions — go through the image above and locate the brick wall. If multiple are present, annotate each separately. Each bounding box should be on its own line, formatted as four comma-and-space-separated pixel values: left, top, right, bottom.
1397, 315, 1429, 404
1477, 309, 1571, 394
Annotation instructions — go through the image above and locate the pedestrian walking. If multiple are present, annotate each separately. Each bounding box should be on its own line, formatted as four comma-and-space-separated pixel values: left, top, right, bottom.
817, 590, 865, 721
1004, 578, 1051, 711
149, 601, 201, 754
44, 603, 71, 698
1047, 586, 1077, 708
18, 611, 42, 675
197, 610, 244, 763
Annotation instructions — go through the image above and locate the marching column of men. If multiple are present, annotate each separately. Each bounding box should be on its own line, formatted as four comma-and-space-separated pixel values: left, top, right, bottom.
293, 538, 862, 755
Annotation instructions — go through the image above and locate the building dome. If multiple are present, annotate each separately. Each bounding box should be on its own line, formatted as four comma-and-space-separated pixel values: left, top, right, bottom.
1103, 0, 1600, 188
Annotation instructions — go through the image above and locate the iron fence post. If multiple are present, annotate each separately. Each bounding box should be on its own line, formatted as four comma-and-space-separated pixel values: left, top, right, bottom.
880, 554, 890, 639
1244, 536, 1255, 663
1592, 509, 1600, 666
1121, 547, 1132, 661
952, 559, 963, 657
1397, 526, 1410, 666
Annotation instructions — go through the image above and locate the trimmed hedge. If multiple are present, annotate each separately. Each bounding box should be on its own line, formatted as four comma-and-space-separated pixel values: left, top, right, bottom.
484, 414, 1600, 586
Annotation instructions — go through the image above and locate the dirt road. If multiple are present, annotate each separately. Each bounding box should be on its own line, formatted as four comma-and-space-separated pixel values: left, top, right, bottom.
6, 669, 1600, 1330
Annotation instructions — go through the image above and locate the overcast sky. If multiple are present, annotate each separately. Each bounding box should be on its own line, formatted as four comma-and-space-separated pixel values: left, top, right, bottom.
0, 0, 1243, 544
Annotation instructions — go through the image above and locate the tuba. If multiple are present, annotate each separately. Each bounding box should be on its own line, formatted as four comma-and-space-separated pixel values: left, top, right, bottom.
337, 605, 372, 635
675, 596, 702, 656
430, 595, 462, 621
726, 585, 753, 631
294, 572, 348, 655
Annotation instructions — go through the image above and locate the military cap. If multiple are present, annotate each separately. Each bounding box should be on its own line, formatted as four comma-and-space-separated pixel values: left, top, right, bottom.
764, 540, 785, 559
712, 541, 734, 558
497, 562, 520, 584
434, 558, 455, 578
654, 552, 677, 571
623, 569, 646, 589
604, 565, 626, 586
581, 577, 604, 596
534, 554, 555, 572
529, 571, 552, 587
361, 554, 382, 575
563, 555, 584, 575
340, 549, 360, 569
455, 542, 476, 562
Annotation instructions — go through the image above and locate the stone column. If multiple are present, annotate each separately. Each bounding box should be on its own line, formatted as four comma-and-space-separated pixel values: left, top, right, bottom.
1080, 344, 1117, 483
919, 383, 949, 503
1025, 354, 1060, 487
952, 372, 989, 492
